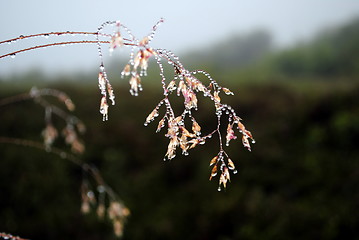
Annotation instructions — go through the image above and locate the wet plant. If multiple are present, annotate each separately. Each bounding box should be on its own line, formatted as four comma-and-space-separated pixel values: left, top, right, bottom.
0, 88, 129, 237
0, 18, 255, 191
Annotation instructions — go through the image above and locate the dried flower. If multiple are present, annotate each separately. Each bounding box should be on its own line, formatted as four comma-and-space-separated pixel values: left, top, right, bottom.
242, 135, 251, 151
179, 134, 189, 155
121, 64, 131, 77
209, 155, 218, 166
227, 158, 235, 170
107, 82, 115, 105
192, 119, 201, 136
209, 165, 218, 180
237, 120, 255, 150
81, 200, 90, 214
222, 87, 234, 95
108, 201, 130, 219
98, 72, 106, 95
226, 123, 237, 146
57, 93, 75, 111
42, 124, 58, 148
165, 136, 178, 160
156, 117, 166, 133
97, 203, 105, 219
145, 108, 159, 125
71, 139, 85, 154
167, 80, 176, 92
129, 74, 142, 96
113, 219, 124, 237
109, 32, 123, 52
139, 36, 149, 46
214, 91, 221, 103
99, 96, 109, 121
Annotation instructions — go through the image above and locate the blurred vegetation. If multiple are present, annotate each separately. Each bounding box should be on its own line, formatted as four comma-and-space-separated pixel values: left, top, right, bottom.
1, 17, 359, 240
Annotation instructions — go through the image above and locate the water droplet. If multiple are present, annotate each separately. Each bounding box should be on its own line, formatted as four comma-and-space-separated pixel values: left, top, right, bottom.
144, 123, 148, 126
233, 170, 238, 174
218, 187, 221, 192
252, 140, 256, 144
97, 185, 105, 193
10, 54, 16, 59
44, 34, 50, 39
87, 191, 95, 198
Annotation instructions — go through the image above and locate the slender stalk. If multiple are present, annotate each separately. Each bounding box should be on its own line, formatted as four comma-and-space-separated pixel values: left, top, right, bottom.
0, 40, 110, 59
0, 31, 100, 45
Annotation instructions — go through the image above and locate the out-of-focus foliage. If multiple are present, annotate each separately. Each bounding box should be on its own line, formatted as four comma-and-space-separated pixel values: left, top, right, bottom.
1, 17, 359, 240
269, 17, 359, 77
248, 17, 359, 80
183, 29, 273, 73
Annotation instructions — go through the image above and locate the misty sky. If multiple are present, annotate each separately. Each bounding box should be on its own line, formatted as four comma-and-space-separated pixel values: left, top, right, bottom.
1, 0, 359, 77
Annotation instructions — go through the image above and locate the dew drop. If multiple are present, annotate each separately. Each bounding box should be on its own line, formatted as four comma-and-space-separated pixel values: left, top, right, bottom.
233, 170, 238, 174
218, 187, 221, 192
10, 54, 16, 59
97, 185, 105, 193
252, 140, 256, 144
144, 123, 148, 126
44, 34, 50, 39
87, 191, 95, 198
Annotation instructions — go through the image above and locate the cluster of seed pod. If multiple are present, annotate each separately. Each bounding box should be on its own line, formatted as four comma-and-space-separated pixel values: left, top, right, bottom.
80, 180, 129, 237
27, 87, 86, 154
0, 87, 128, 237
97, 19, 255, 190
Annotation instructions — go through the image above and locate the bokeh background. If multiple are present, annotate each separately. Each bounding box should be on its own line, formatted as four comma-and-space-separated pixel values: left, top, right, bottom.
1, 0, 359, 239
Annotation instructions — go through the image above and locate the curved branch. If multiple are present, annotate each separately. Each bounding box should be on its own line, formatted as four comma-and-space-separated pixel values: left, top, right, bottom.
0, 40, 110, 59
0, 31, 100, 45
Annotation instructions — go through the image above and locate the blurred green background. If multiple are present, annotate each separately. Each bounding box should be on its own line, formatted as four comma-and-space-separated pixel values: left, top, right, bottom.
1, 17, 359, 240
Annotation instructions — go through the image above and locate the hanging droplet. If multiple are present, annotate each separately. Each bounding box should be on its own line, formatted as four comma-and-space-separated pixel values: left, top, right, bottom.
44, 34, 50, 39
218, 187, 221, 192
10, 54, 16, 59
252, 140, 256, 144
233, 170, 238, 174
97, 185, 105, 193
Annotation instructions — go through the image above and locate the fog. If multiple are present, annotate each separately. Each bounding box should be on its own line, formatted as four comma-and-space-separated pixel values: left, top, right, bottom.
1, 0, 359, 76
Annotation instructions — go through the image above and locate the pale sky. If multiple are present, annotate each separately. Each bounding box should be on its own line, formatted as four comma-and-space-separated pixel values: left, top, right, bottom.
1, 0, 359, 77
